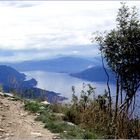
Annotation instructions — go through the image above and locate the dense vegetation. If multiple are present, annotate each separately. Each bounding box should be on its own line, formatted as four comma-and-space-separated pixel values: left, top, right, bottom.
24, 83, 140, 139
3, 83, 140, 139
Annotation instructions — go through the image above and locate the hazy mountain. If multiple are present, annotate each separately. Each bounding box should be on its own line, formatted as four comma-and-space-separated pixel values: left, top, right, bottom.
70, 66, 115, 83
0, 65, 37, 89
2, 56, 101, 73
0, 65, 67, 102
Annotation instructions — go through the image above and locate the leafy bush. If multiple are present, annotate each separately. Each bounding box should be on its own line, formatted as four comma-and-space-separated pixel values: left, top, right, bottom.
45, 121, 67, 133
49, 103, 69, 114
24, 101, 43, 113
3, 94, 9, 97
64, 107, 80, 124
83, 131, 97, 139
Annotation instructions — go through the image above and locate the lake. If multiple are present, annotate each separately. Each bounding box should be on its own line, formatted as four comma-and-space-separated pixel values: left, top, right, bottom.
23, 70, 140, 116
24, 71, 116, 101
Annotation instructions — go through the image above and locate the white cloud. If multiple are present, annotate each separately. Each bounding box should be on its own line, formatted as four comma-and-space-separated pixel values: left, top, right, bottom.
0, 1, 140, 61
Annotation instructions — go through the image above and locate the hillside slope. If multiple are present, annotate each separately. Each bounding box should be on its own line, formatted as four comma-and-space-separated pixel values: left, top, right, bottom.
70, 66, 115, 83
0, 93, 56, 139
0, 65, 67, 102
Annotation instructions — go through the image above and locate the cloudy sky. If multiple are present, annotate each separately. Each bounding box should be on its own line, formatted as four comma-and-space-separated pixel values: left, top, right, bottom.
0, 1, 140, 62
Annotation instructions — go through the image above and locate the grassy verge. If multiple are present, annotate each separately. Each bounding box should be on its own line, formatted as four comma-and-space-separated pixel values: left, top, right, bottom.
24, 100, 98, 139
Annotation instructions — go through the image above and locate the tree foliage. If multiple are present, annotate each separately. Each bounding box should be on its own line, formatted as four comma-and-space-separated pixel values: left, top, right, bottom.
94, 3, 140, 114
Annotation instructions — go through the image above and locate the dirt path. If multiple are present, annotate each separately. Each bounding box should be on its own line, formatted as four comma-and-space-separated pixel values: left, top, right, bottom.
0, 94, 56, 140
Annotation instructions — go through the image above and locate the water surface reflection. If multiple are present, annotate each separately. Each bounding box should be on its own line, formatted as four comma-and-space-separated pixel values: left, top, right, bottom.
24, 71, 116, 101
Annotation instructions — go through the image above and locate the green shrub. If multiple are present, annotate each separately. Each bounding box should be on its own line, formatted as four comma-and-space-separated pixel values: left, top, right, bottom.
24, 101, 42, 113
83, 131, 97, 139
35, 112, 50, 123
50, 103, 69, 114
61, 126, 84, 139
64, 107, 80, 124
3, 94, 9, 97
44, 120, 84, 139
44, 121, 68, 133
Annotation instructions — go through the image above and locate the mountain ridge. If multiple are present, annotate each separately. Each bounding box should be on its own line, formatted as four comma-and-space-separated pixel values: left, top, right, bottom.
70, 66, 115, 83
0, 56, 101, 73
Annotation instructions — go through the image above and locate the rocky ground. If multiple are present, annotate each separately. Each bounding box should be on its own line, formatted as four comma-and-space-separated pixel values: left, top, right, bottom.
0, 93, 57, 140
